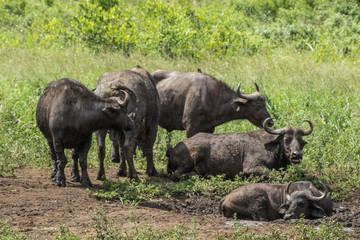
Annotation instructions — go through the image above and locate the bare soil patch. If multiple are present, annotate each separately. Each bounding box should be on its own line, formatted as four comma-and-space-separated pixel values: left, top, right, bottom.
0, 167, 359, 239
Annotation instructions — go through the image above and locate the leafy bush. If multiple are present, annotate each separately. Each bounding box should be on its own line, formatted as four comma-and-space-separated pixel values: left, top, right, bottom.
1, 0, 359, 59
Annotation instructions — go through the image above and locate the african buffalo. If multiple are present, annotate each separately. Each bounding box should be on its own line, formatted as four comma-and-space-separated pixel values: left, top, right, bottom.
36, 78, 133, 187
152, 70, 273, 138
167, 118, 313, 179
220, 181, 333, 221
94, 66, 160, 180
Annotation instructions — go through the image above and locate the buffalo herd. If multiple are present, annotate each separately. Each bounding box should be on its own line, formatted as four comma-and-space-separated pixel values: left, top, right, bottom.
36, 65, 333, 221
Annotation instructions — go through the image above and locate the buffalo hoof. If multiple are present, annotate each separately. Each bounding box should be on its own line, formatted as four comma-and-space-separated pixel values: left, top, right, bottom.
55, 172, 66, 187
117, 169, 127, 177
96, 172, 106, 181
169, 174, 180, 182
81, 178, 93, 187
146, 168, 159, 177
56, 178, 66, 187
71, 174, 81, 182
71, 171, 81, 182
110, 157, 120, 163
50, 170, 57, 182
128, 173, 140, 182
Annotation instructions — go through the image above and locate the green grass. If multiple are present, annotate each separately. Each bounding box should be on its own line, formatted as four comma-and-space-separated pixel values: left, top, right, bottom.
3, 210, 348, 239
1, 47, 359, 197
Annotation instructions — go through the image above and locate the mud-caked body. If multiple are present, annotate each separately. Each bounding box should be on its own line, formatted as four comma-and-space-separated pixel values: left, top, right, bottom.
95, 66, 160, 180
152, 70, 273, 138
36, 78, 133, 187
220, 181, 333, 221
167, 118, 313, 179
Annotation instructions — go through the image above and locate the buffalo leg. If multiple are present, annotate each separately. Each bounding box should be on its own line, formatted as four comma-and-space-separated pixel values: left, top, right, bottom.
117, 147, 127, 177
251, 199, 269, 221
243, 165, 268, 178
117, 135, 127, 177
76, 138, 92, 187
185, 122, 214, 138
54, 141, 67, 187
110, 140, 120, 163
121, 144, 138, 181
95, 130, 107, 180
71, 149, 81, 182
47, 140, 57, 181
141, 126, 158, 177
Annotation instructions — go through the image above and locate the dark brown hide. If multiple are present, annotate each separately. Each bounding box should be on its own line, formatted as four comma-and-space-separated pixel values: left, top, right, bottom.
152, 70, 273, 137
167, 120, 312, 179
36, 78, 133, 187
95, 66, 160, 180
219, 181, 333, 221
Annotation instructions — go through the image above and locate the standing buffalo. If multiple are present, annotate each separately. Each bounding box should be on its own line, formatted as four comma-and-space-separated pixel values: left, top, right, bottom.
152, 70, 273, 138
167, 118, 313, 179
95, 66, 160, 180
220, 181, 333, 221
36, 78, 133, 187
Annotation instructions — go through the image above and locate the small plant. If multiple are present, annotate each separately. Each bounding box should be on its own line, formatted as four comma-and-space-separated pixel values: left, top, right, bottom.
87, 208, 123, 239
0, 222, 26, 240
293, 217, 350, 239
54, 225, 81, 240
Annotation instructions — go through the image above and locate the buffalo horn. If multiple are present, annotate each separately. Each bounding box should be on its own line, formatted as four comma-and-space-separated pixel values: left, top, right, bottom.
236, 82, 258, 101
116, 90, 129, 108
263, 118, 286, 135
285, 182, 292, 201
302, 120, 314, 136
305, 182, 328, 202
254, 83, 260, 92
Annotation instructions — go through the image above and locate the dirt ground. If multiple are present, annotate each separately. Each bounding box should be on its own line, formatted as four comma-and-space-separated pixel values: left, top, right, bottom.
0, 167, 359, 239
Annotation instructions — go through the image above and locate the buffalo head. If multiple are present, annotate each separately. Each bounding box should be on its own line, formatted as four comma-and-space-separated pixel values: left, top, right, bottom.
281, 182, 329, 220
231, 82, 274, 128
263, 118, 313, 164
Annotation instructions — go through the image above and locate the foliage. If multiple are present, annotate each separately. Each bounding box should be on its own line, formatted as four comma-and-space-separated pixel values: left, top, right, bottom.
0, 222, 26, 240
293, 217, 350, 240
54, 225, 81, 240
0, 47, 359, 201
37, 212, 355, 239
1, 0, 360, 59
85, 208, 199, 239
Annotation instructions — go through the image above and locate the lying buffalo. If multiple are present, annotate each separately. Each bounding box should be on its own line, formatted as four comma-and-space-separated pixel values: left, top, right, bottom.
167, 118, 313, 179
36, 78, 133, 187
220, 181, 333, 221
152, 70, 273, 138
94, 66, 160, 180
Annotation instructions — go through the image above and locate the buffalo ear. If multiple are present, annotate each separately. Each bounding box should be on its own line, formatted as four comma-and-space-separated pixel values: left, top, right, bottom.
300, 140, 308, 148
231, 99, 247, 112
264, 136, 282, 151
310, 203, 327, 218
279, 203, 289, 215
102, 105, 120, 119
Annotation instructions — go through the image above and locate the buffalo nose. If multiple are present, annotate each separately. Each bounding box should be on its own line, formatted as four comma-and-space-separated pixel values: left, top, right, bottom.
292, 151, 303, 159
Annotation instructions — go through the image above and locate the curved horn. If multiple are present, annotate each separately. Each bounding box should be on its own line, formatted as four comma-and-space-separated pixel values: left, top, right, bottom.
116, 90, 129, 108
302, 120, 314, 136
254, 83, 260, 92
263, 118, 286, 135
285, 182, 293, 201
236, 82, 258, 101
305, 182, 328, 202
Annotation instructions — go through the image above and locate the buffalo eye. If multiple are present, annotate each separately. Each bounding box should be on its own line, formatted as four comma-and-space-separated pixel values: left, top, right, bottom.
285, 137, 292, 144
